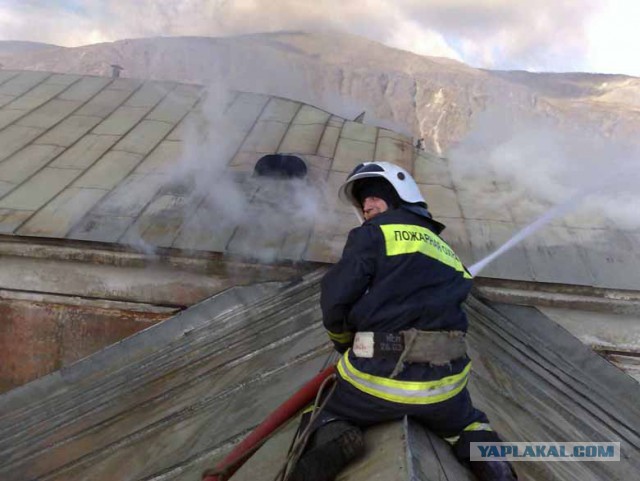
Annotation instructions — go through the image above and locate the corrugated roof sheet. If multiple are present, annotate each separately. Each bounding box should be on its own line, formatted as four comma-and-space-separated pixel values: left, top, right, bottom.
0, 70, 638, 290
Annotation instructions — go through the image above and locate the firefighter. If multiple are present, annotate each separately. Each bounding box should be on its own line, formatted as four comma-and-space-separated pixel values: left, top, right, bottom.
289, 161, 517, 481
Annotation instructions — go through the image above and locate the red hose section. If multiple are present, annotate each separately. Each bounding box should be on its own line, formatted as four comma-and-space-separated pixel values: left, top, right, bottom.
203, 364, 337, 481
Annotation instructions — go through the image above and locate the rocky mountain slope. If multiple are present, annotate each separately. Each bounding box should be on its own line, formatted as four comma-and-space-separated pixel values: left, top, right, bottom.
1, 31, 639, 156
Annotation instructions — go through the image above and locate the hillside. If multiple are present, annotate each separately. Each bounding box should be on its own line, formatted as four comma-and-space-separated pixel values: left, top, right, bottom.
1, 31, 639, 156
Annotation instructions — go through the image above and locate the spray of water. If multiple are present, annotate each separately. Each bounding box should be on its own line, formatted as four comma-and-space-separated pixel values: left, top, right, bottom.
468, 161, 639, 277
468, 193, 584, 277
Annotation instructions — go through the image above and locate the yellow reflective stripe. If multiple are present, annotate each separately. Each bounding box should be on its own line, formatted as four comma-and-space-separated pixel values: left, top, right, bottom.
379, 224, 472, 279
443, 423, 491, 445
444, 435, 460, 445
302, 404, 315, 414
337, 351, 470, 405
327, 330, 354, 344
464, 422, 493, 432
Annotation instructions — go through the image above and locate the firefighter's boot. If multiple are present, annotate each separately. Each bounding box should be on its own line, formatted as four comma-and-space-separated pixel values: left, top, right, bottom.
470, 460, 518, 480
289, 421, 364, 481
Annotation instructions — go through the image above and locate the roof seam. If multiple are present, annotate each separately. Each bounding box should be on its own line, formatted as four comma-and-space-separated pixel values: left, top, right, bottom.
0, 72, 53, 112
174, 93, 272, 252
111, 94, 203, 245
0, 71, 22, 90
312, 112, 333, 160
125, 89, 232, 247
0, 76, 111, 202
274, 102, 304, 153
466, 297, 640, 445
7, 80, 148, 235
371, 124, 381, 161
0, 74, 77, 139
65, 83, 184, 240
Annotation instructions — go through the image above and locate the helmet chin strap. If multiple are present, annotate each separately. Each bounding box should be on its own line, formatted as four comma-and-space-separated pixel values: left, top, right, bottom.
351, 205, 364, 224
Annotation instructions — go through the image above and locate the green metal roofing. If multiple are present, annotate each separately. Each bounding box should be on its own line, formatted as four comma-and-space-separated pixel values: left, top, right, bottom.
0, 70, 639, 290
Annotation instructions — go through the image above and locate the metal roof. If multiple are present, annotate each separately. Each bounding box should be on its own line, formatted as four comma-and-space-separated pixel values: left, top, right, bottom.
1, 269, 638, 480
0, 70, 639, 290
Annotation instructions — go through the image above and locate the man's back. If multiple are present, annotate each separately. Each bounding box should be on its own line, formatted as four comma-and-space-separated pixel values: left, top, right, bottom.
321, 206, 472, 335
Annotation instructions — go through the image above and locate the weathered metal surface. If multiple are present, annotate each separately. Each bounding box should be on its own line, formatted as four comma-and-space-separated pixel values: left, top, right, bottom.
538, 306, 640, 353
0, 293, 176, 393
571, 228, 640, 290
0, 167, 80, 211
0, 69, 638, 290
0, 234, 309, 393
111, 119, 174, 155
520, 225, 595, 285
465, 219, 535, 280
144, 84, 201, 124
465, 298, 640, 481
316, 116, 343, 158
0, 209, 32, 234
0, 124, 44, 162
34, 114, 103, 147
279, 122, 328, 154
73, 150, 143, 189
16, 99, 83, 130
594, 349, 640, 382
1, 271, 639, 480
69, 172, 168, 241
0, 274, 324, 480
57, 77, 112, 102
0, 109, 24, 131
17, 186, 109, 236
418, 184, 462, 218
1, 82, 70, 114
0, 144, 64, 184
49, 134, 120, 169
476, 281, 640, 315
404, 418, 475, 481
332, 137, 376, 173
439, 217, 474, 266
127, 193, 196, 248
0, 244, 306, 307
0, 71, 51, 97
92, 106, 154, 136
74, 88, 137, 118
374, 133, 414, 173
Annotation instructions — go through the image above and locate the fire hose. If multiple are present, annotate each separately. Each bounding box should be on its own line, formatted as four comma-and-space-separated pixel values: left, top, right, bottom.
202, 364, 337, 481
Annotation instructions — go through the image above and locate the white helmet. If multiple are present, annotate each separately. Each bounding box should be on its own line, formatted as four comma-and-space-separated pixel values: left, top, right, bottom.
338, 161, 425, 210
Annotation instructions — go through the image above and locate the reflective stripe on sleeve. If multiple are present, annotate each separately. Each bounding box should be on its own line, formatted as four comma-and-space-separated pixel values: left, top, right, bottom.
463, 422, 493, 432
327, 330, 355, 344
337, 351, 471, 405
379, 224, 472, 279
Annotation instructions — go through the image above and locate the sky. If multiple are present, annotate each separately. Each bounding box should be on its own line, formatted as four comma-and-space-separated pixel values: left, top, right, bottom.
0, 0, 638, 76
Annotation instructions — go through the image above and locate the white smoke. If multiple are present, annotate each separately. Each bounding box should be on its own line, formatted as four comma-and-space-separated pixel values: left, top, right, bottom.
448, 105, 640, 231
135, 80, 331, 265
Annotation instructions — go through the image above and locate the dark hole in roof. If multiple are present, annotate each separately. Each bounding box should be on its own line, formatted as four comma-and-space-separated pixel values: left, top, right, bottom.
254, 154, 307, 179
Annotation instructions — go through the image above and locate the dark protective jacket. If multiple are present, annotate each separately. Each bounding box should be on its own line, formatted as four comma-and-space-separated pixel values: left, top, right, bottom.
320, 205, 473, 391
